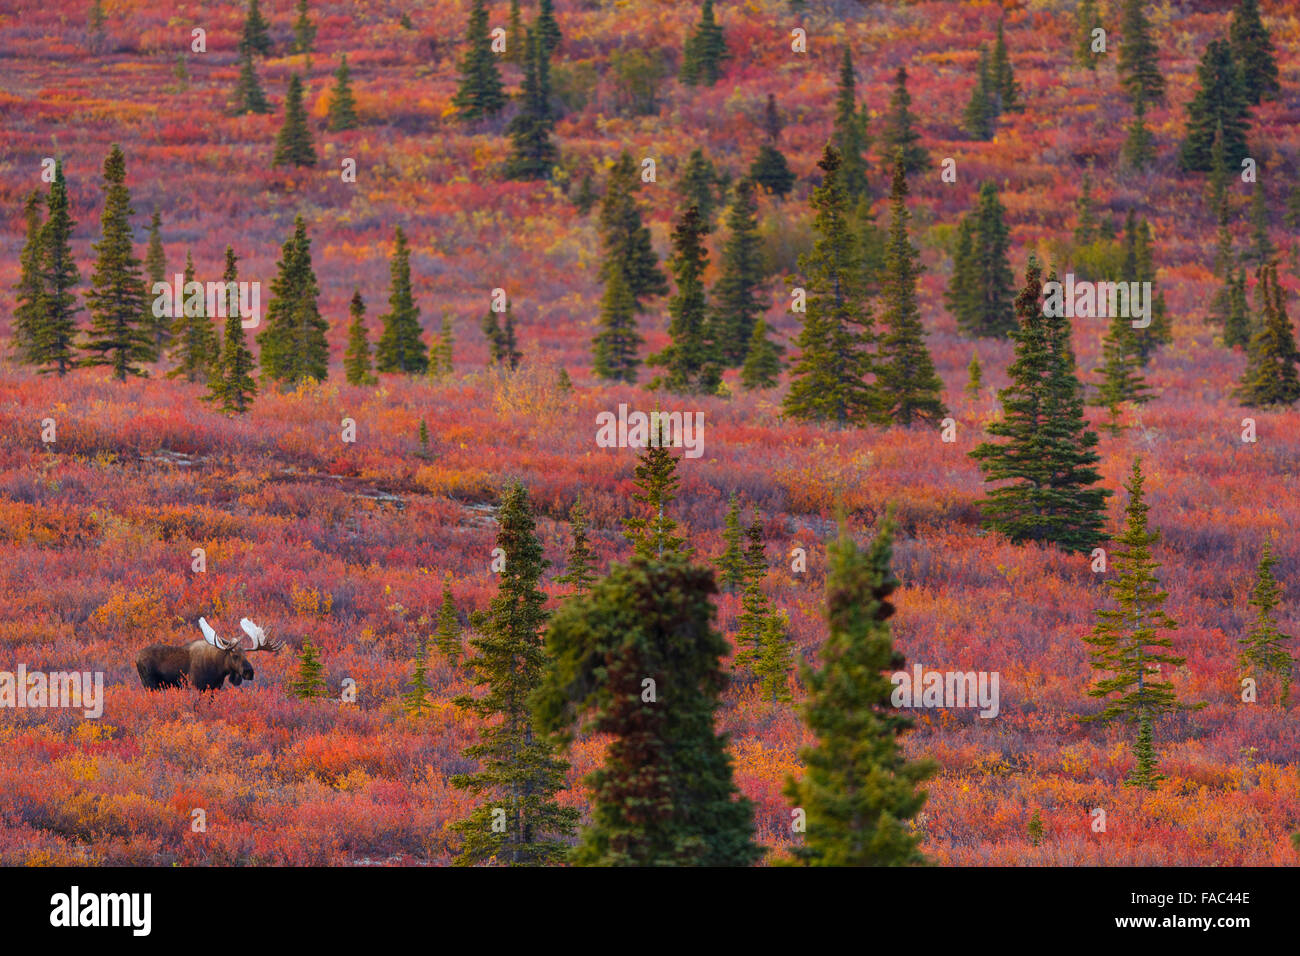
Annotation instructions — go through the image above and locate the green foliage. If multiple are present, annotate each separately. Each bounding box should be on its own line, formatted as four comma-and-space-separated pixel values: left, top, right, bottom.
453, 0, 506, 121
82, 145, 152, 380
783, 146, 879, 427
990, 18, 1019, 113
740, 318, 784, 390
969, 258, 1111, 553
609, 48, 667, 117
1179, 39, 1250, 173
1081, 459, 1184, 789
1236, 263, 1300, 408
880, 66, 929, 176
344, 289, 375, 386
257, 216, 329, 386
598, 152, 667, 311
963, 46, 995, 140
876, 154, 946, 426
965, 351, 982, 398
167, 251, 218, 384
1118, 0, 1165, 107
536, 0, 562, 58
681, 0, 729, 87
291, 0, 316, 61
208, 247, 258, 414
783, 516, 935, 866
272, 74, 317, 168
450, 483, 577, 865
712, 178, 766, 366
375, 226, 428, 374
832, 47, 871, 199
1027, 808, 1043, 846
240, 0, 272, 57
232, 50, 270, 115
482, 299, 522, 371
749, 144, 795, 199
678, 148, 722, 227
591, 267, 641, 383
142, 210, 167, 359
755, 609, 794, 704
1076, 0, 1101, 69
556, 498, 597, 594
10, 190, 45, 366
572, 170, 597, 214
434, 577, 461, 660
327, 55, 358, 131
648, 206, 720, 394
1122, 97, 1156, 171
535, 555, 761, 866
1229, 0, 1279, 105
403, 635, 432, 717
291, 639, 327, 699
947, 181, 1016, 338
504, 28, 559, 181
623, 424, 690, 560
35, 162, 80, 376
715, 493, 745, 594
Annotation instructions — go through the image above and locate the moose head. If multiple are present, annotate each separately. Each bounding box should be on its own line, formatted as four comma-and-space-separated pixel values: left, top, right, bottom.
196, 617, 283, 688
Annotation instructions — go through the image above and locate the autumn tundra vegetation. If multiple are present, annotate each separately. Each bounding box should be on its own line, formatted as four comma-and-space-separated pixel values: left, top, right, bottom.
0, 0, 1298, 866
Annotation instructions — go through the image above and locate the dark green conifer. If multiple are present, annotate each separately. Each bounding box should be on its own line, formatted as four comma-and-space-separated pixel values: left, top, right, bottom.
452, 0, 506, 122
257, 216, 329, 385
272, 74, 318, 168
344, 289, 375, 385
375, 226, 428, 374
328, 55, 358, 131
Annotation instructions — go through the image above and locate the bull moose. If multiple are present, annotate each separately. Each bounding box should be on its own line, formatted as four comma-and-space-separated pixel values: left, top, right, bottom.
136, 617, 282, 691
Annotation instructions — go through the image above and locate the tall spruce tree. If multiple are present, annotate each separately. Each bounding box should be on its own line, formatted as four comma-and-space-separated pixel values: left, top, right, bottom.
947, 181, 1016, 338
257, 216, 329, 385
1229, 0, 1279, 105
598, 152, 668, 310
240, 0, 272, 57
327, 55, 358, 131
1238, 539, 1294, 706
232, 49, 271, 115
681, 0, 729, 88
167, 251, 219, 383
623, 422, 690, 560
715, 492, 746, 594
647, 205, 719, 394
990, 18, 1020, 113
679, 149, 721, 228
1082, 458, 1184, 790
755, 610, 794, 704
208, 247, 257, 413
1179, 39, 1250, 173
536, 0, 562, 58
1130, 215, 1171, 359
876, 154, 946, 426
11, 190, 45, 365
482, 298, 522, 371
505, 0, 525, 64
82, 145, 152, 380
142, 210, 168, 359
880, 66, 929, 176
453, 0, 506, 121
35, 162, 80, 376
375, 226, 428, 374
740, 318, 784, 389
749, 143, 795, 199
434, 576, 461, 660
1118, 0, 1165, 107
556, 498, 598, 594
831, 48, 871, 199
591, 267, 642, 383
535, 555, 761, 866
783, 516, 935, 866
1122, 96, 1156, 171
450, 483, 577, 865
273, 74, 317, 168
504, 28, 558, 181
1236, 263, 1300, 407
783, 145, 879, 427
1248, 182, 1274, 267
734, 512, 772, 675
343, 290, 375, 385
969, 257, 1110, 553
292, 0, 316, 66
403, 635, 432, 717
1076, 0, 1102, 69
712, 177, 765, 366
963, 46, 995, 141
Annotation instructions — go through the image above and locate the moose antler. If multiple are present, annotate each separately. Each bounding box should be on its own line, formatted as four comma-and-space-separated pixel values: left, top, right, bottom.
240, 618, 283, 652
198, 616, 237, 650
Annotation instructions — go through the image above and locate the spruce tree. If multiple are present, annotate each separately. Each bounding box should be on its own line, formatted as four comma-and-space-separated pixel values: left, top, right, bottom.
535, 555, 761, 866
453, 0, 506, 122
734, 512, 772, 675
1223, 266, 1252, 349
167, 251, 219, 383
292, 0, 316, 66
434, 576, 461, 660
679, 148, 721, 228
749, 144, 795, 199
1229, 0, 1279, 105
556, 498, 598, 594
1238, 539, 1294, 706
291, 639, 327, 699
831, 48, 871, 199
10, 190, 44, 365
482, 299, 522, 371
505, 0, 525, 64
948, 182, 1016, 338
877, 154, 946, 426
880, 66, 929, 176
1093, 304, 1151, 430
343, 289, 374, 385
1236, 263, 1300, 407
1081, 458, 1184, 790
647, 206, 719, 394
623, 422, 690, 560
536, 0, 562, 58
990, 18, 1020, 113
1076, 0, 1101, 69
240, 0, 272, 57
82, 145, 152, 380
969, 257, 1110, 553
327, 55, 358, 131
598, 152, 668, 310
1178, 39, 1250, 173
783, 516, 935, 866
208, 247, 257, 413
1127, 214, 1171, 361
966, 351, 983, 398
1248, 183, 1274, 266
232, 49, 271, 115
715, 492, 746, 594
273, 74, 317, 168
433, 313, 456, 377
572, 171, 597, 214
681, 0, 729, 88
375, 226, 427, 374
1074, 166, 1098, 245
450, 483, 578, 865
1118, 0, 1165, 107
783, 145, 879, 427
754, 610, 794, 704
712, 177, 765, 366
740, 318, 784, 390
1122, 96, 1156, 171
403, 635, 432, 717
591, 267, 642, 383
35, 162, 80, 376
142, 210, 167, 359
963, 46, 995, 141
504, 28, 558, 181
257, 216, 329, 385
